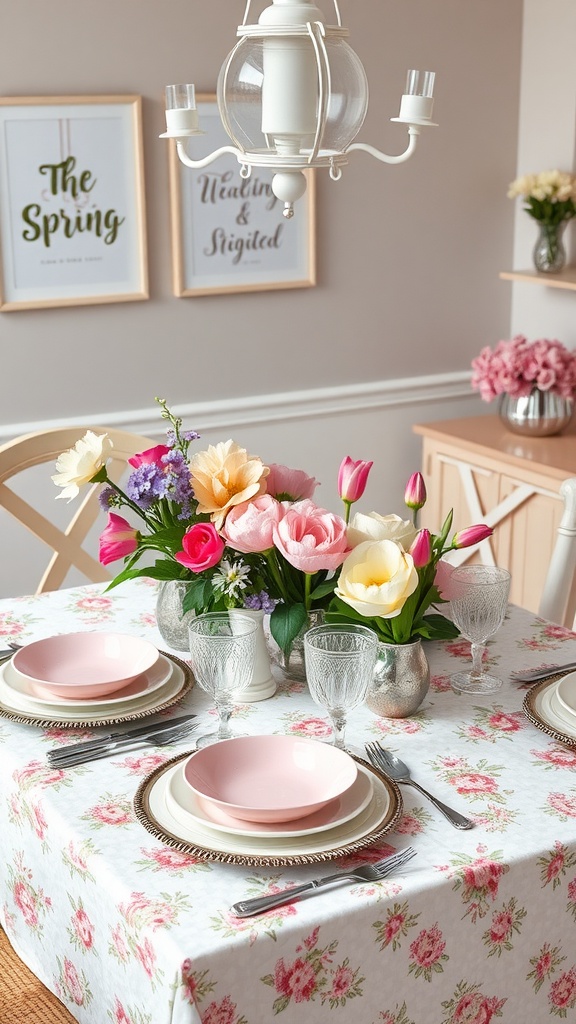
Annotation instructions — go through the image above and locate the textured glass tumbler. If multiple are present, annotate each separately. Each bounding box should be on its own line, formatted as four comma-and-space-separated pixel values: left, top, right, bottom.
304, 624, 379, 748
188, 612, 257, 748
449, 566, 511, 695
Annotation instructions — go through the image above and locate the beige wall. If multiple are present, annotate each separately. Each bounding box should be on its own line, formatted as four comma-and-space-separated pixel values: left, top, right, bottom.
0, 0, 524, 596
0, 0, 522, 420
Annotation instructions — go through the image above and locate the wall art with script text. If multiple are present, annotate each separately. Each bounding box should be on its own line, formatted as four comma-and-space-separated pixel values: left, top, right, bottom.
168, 95, 316, 297
0, 95, 148, 311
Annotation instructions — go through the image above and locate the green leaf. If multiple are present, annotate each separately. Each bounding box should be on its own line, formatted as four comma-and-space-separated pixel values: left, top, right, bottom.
105, 560, 184, 591
182, 577, 213, 615
309, 579, 337, 602
269, 603, 308, 656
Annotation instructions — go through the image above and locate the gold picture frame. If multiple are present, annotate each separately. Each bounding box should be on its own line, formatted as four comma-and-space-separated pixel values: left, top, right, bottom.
0, 94, 148, 311
168, 93, 316, 297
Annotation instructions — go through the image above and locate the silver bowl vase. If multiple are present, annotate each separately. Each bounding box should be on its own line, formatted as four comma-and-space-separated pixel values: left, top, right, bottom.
499, 388, 574, 438
365, 639, 430, 719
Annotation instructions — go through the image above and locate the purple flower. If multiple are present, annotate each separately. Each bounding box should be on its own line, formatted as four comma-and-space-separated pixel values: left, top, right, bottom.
243, 591, 278, 613
98, 486, 117, 511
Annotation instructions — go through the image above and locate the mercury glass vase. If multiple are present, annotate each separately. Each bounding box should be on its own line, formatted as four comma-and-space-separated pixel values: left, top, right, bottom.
155, 580, 196, 652
532, 220, 567, 273
499, 388, 574, 437
365, 639, 430, 719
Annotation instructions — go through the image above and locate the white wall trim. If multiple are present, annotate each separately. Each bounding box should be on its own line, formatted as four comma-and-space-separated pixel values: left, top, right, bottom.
0, 370, 473, 441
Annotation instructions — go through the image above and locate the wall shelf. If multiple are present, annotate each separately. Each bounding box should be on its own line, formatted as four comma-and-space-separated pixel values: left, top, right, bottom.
499, 267, 576, 291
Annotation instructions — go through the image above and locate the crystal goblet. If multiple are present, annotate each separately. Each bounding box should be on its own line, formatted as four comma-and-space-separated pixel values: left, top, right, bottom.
188, 612, 257, 747
449, 565, 511, 694
304, 624, 379, 749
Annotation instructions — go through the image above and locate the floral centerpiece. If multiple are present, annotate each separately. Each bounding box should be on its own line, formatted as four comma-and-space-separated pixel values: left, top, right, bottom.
327, 471, 493, 645
53, 402, 492, 662
471, 335, 576, 403
53, 400, 348, 660
507, 169, 576, 272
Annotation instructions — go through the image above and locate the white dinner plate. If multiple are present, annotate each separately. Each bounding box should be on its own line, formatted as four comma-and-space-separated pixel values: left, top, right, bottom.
533, 680, 576, 740
5, 653, 172, 708
555, 672, 576, 718
166, 759, 374, 838
0, 657, 189, 723
146, 760, 392, 859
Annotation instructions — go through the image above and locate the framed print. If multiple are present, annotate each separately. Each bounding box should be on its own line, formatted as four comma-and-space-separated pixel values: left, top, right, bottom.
0, 95, 148, 311
168, 94, 316, 297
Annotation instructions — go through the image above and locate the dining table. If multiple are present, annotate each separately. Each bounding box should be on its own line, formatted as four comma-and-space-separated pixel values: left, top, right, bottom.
1, 577, 576, 1024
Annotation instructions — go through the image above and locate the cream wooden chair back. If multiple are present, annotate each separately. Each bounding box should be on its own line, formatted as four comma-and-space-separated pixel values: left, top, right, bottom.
539, 477, 576, 629
0, 426, 155, 594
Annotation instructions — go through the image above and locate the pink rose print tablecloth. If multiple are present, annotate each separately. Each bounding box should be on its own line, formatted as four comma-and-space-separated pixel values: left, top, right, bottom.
1, 579, 576, 1024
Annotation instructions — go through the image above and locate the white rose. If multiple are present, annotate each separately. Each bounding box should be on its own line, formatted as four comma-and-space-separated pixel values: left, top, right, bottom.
347, 512, 417, 550
53, 431, 113, 502
335, 539, 419, 619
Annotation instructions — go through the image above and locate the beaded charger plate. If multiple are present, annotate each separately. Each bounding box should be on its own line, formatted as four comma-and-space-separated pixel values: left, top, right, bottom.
523, 675, 576, 748
134, 751, 402, 867
0, 652, 194, 729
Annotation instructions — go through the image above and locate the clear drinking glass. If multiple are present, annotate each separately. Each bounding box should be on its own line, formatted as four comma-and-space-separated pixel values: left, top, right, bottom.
449, 565, 511, 694
188, 612, 257, 748
304, 623, 379, 748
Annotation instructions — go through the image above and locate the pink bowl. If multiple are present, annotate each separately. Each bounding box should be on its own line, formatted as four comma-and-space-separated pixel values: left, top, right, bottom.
12, 632, 159, 700
183, 735, 358, 823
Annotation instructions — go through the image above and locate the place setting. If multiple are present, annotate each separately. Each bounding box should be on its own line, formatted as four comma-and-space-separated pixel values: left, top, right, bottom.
523, 669, 576, 746
134, 615, 403, 867
0, 630, 194, 729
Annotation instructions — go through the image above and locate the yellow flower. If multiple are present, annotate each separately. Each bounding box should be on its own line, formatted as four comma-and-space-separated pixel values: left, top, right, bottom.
52, 431, 113, 502
189, 440, 269, 528
335, 538, 418, 619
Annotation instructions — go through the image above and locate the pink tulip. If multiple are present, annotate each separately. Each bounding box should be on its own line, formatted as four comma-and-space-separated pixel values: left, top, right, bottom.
338, 457, 373, 504
222, 494, 285, 553
174, 523, 225, 573
265, 464, 318, 501
128, 444, 170, 469
404, 472, 427, 511
453, 524, 493, 549
273, 499, 349, 573
99, 513, 138, 566
409, 529, 432, 568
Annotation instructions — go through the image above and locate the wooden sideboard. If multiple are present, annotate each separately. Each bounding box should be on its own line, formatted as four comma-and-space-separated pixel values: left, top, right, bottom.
413, 415, 576, 621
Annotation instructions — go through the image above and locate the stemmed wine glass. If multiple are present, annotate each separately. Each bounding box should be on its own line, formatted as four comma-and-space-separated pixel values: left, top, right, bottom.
188, 612, 257, 747
448, 565, 511, 694
304, 623, 379, 749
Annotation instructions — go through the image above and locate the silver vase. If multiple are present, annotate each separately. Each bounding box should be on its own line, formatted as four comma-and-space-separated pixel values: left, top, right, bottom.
499, 388, 574, 437
365, 639, 430, 719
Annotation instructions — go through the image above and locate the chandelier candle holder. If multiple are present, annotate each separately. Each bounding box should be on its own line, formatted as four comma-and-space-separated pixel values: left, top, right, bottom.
160, 0, 437, 218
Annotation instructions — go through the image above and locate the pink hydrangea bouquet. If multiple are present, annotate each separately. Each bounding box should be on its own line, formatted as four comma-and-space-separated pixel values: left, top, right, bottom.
471, 335, 576, 403
53, 399, 349, 658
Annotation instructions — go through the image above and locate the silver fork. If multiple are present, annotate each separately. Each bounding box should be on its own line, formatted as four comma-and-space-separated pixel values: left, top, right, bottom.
230, 846, 416, 918
46, 721, 197, 768
365, 743, 474, 830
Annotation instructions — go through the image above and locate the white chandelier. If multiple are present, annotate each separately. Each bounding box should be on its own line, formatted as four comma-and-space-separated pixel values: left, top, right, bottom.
161, 0, 437, 218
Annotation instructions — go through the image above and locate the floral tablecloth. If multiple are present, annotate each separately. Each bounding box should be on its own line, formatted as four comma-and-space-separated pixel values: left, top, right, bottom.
1, 579, 576, 1024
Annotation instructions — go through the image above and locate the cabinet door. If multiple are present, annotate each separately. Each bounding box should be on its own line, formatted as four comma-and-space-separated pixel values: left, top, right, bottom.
420, 442, 499, 563
496, 475, 563, 614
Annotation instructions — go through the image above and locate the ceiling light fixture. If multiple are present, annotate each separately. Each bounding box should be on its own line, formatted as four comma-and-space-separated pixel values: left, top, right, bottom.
161, 0, 437, 218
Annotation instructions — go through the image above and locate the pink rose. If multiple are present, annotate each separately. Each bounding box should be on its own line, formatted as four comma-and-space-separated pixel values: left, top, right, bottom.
174, 522, 224, 572
222, 494, 284, 553
274, 957, 318, 1002
202, 995, 238, 1024
90, 800, 131, 826
273, 499, 349, 572
63, 958, 85, 1005
409, 924, 446, 967
487, 712, 521, 732
99, 513, 138, 566
13, 881, 38, 927
453, 773, 497, 795
489, 909, 513, 943
331, 965, 355, 998
128, 444, 170, 469
73, 908, 94, 948
549, 792, 576, 818
266, 464, 318, 501
550, 969, 576, 1011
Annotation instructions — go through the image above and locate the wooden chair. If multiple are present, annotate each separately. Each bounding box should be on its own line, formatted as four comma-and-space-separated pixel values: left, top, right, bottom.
0, 426, 155, 594
539, 477, 576, 628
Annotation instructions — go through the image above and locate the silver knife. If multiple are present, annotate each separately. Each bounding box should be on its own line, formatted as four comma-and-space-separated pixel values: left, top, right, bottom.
46, 713, 197, 759
511, 661, 576, 683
